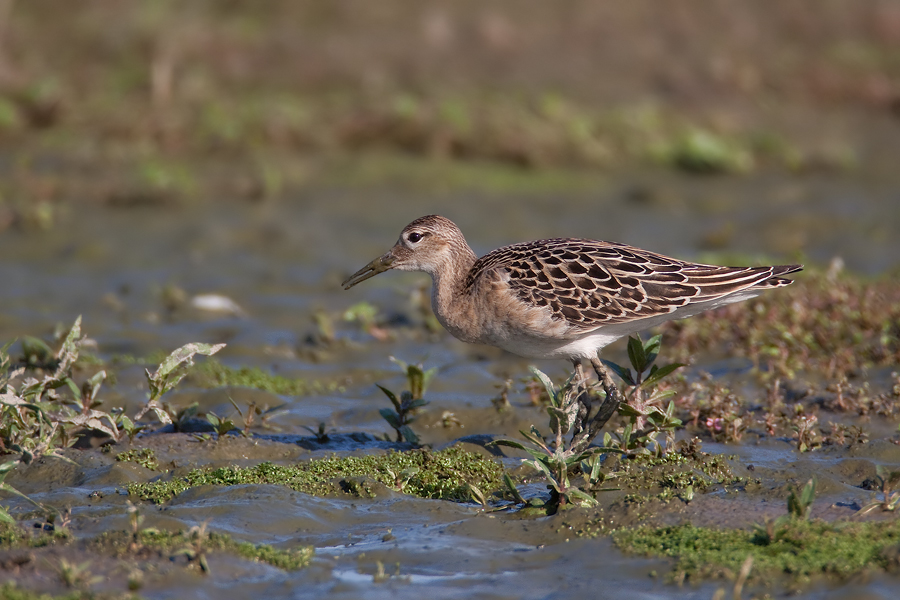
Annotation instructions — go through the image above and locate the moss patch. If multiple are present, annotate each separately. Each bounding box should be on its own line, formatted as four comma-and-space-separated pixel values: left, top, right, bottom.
93, 529, 313, 571
128, 446, 503, 504
614, 520, 900, 586
606, 450, 749, 505
189, 360, 340, 396
0, 583, 99, 600
115, 448, 159, 471
0, 522, 70, 550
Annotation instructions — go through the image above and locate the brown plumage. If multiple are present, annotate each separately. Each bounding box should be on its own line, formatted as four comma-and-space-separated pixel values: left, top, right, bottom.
342, 215, 801, 362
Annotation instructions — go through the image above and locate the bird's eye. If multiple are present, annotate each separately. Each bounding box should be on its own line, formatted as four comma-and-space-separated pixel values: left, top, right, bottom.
407, 232, 423, 243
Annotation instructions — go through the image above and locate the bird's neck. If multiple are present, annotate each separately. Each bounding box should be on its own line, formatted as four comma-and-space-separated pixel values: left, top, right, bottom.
430, 245, 479, 340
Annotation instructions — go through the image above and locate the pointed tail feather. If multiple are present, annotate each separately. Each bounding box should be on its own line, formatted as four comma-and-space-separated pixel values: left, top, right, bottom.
754, 264, 803, 289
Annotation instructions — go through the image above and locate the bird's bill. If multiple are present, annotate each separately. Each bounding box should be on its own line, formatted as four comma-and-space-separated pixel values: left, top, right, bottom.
342, 250, 396, 289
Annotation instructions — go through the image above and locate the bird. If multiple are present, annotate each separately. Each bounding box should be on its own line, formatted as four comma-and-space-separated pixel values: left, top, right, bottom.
342, 215, 801, 439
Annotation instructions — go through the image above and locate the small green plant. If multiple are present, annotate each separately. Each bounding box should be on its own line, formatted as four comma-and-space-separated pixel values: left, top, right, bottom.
3, 318, 226, 460
227, 397, 275, 435
110, 407, 148, 442
491, 378, 513, 412
376, 358, 435, 444
754, 477, 816, 544
1, 318, 97, 459
384, 466, 420, 493
174, 522, 212, 574
493, 368, 618, 512
579, 451, 618, 493
491, 335, 681, 512
206, 411, 239, 436
343, 301, 389, 340
859, 466, 900, 515
301, 422, 331, 443
790, 410, 820, 452
787, 477, 817, 520
57, 557, 102, 589
136, 342, 226, 424
127, 501, 145, 552
602, 335, 684, 455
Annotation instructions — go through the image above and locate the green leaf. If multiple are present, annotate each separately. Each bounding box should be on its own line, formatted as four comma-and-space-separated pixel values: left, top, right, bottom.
643, 334, 662, 366
53, 316, 82, 377
375, 384, 401, 412
378, 408, 401, 429
648, 389, 677, 402
421, 367, 438, 395
503, 472, 526, 504
528, 458, 556, 487
0, 480, 43, 509
641, 363, 684, 388
0, 460, 17, 481
0, 505, 15, 525
600, 360, 635, 386
529, 366, 559, 405
63, 377, 81, 398
566, 487, 599, 507
467, 482, 487, 506
800, 477, 816, 508
156, 342, 225, 379
489, 439, 530, 452
85, 370, 107, 402
117, 414, 135, 432
547, 406, 574, 436
406, 398, 429, 410
622, 422, 633, 448
616, 403, 645, 418
521, 446, 557, 466
520, 427, 548, 451
627, 336, 646, 373
399, 425, 419, 445
400, 467, 420, 480
582, 453, 610, 481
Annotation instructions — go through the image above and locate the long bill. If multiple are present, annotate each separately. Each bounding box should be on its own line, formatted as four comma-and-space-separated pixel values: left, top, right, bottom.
342, 250, 396, 289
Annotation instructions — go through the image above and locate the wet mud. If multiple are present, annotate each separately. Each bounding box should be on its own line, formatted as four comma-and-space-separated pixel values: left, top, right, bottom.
0, 169, 898, 599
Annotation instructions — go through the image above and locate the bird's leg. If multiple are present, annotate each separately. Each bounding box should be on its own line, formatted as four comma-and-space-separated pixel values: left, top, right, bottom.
569, 357, 623, 454
588, 356, 622, 425
571, 360, 591, 437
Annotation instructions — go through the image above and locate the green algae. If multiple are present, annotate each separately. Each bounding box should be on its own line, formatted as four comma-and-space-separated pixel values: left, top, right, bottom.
0, 583, 104, 600
605, 449, 749, 505
614, 520, 900, 585
93, 529, 313, 571
0, 523, 311, 600
0, 521, 69, 550
128, 446, 503, 504
189, 360, 340, 396
114, 449, 159, 472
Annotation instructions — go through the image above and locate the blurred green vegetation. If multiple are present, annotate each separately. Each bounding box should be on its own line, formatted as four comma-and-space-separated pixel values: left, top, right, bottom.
0, 0, 896, 215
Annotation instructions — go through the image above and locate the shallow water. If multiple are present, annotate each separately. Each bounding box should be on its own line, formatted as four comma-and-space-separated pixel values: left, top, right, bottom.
1, 169, 899, 598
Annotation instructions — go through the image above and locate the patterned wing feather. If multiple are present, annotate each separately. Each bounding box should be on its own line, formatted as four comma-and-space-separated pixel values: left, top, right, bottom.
466, 239, 801, 330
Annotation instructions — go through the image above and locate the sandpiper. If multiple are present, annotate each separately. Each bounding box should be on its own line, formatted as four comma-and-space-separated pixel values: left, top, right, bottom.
343, 215, 801, 437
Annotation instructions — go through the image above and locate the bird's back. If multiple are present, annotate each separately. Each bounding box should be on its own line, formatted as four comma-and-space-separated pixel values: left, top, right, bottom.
466, 238, 801, 333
